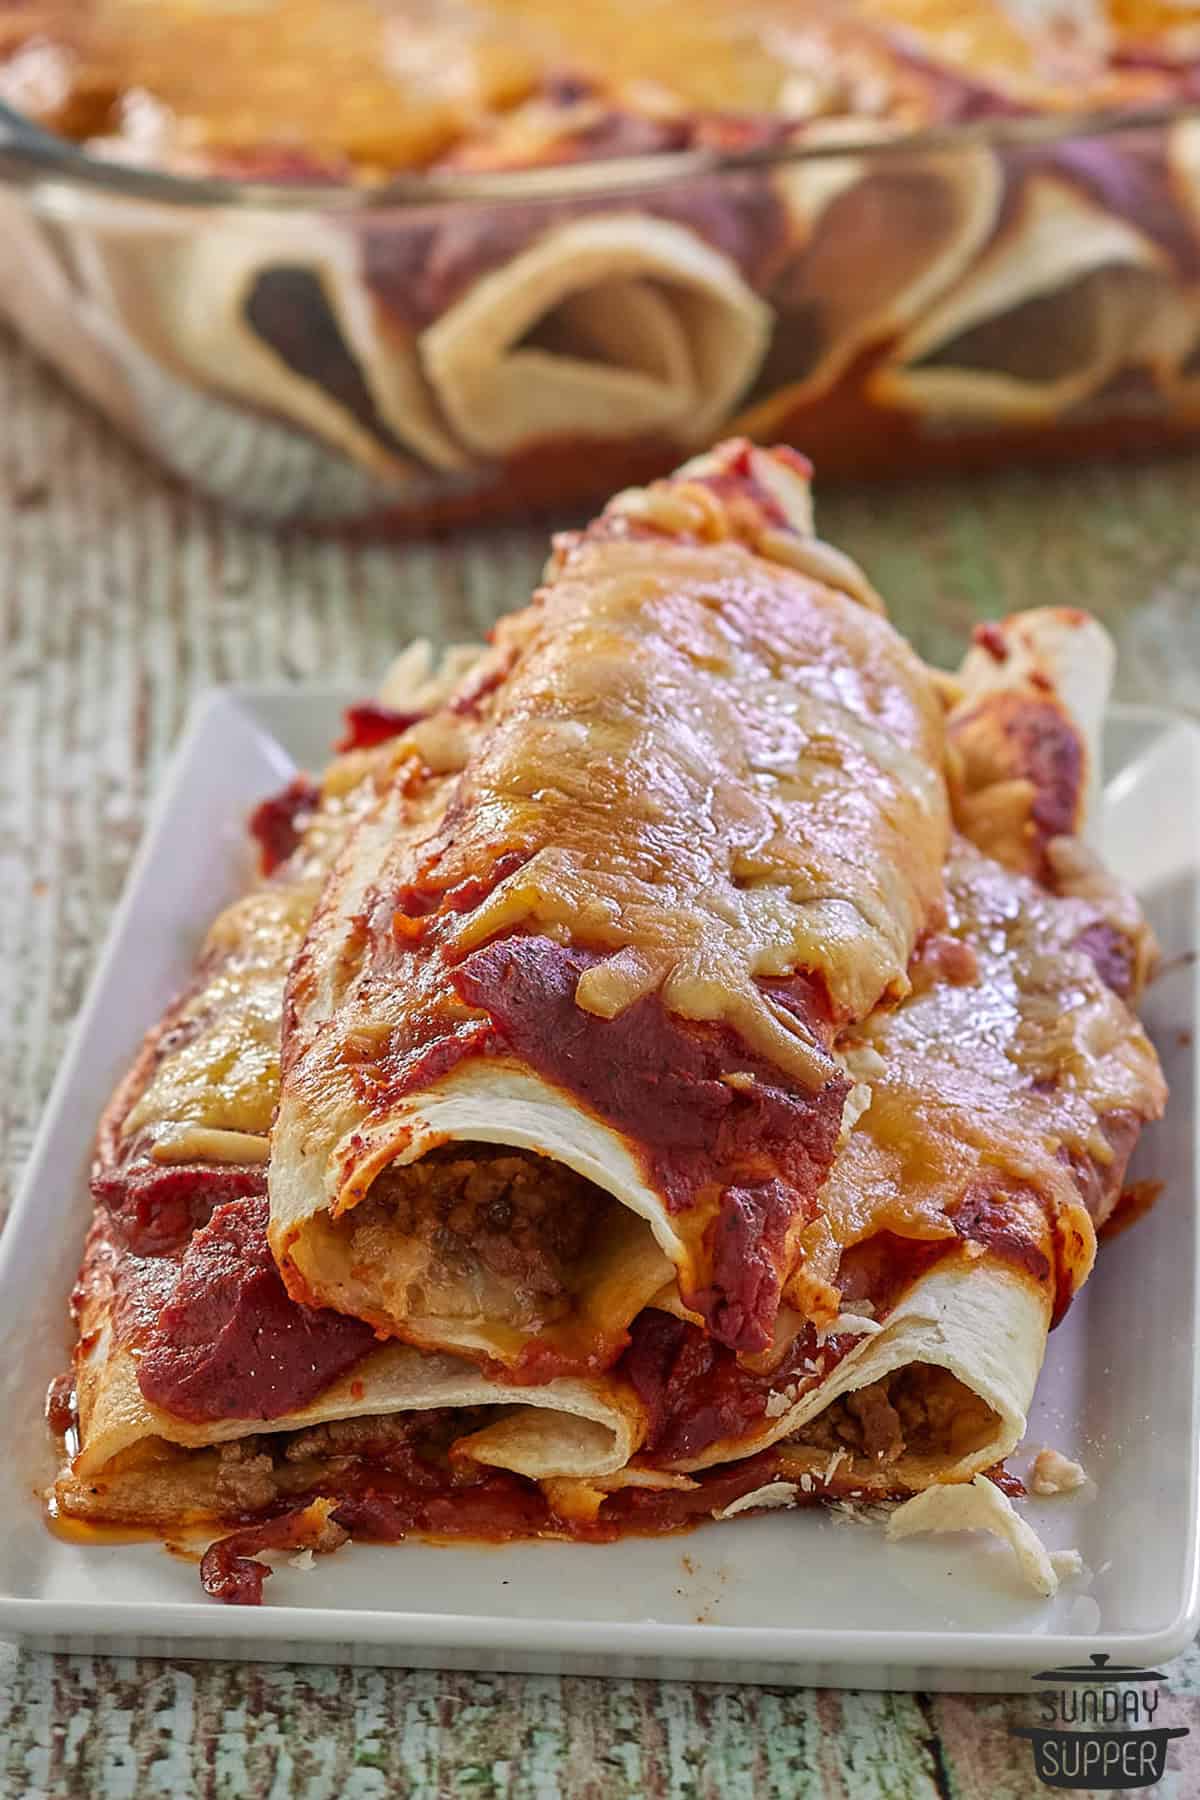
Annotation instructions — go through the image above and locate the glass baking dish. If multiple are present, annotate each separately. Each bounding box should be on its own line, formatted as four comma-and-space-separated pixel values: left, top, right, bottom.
2, 100, 1200, 527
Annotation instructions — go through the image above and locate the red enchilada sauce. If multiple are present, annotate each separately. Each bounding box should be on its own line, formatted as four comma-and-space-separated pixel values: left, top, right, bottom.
197, 1440, 1027, 1608
125, 1196, 377, 1422
94, 1160, 267, 1257
622, 1311, 817, 1462
99, 1149, 1072, 1437
248, 777, 321, 875
336, 701, 426, 752
452, 934, 849, 1354
196, 1447, 828, 1606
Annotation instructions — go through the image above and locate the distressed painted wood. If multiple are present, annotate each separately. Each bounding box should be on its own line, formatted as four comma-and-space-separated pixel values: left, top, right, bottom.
2, 326, 1199, 1798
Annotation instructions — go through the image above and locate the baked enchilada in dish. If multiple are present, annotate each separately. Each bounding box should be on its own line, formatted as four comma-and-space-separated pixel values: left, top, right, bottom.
48, 442, 1166, 1603
5, 2, 1200, 520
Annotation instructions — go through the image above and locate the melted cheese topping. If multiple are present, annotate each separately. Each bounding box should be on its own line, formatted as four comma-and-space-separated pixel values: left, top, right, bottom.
806, 834, 1167, 1304
124, 888, 313, 1144
279, 463, 949, 1285
117, 645, 482, 1156
268, 448, 952, 1363
1, 0, 1183, 177
446, 528, 948, 1082
424, 567, 943, 1097
0, 0, 544, 168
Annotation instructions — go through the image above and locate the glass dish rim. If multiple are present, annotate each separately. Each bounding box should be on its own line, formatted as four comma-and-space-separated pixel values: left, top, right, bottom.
1, 95, 1198, 214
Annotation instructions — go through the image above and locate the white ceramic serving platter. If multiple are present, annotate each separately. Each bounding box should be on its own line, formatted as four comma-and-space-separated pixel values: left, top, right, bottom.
0, 688, 1196, 1689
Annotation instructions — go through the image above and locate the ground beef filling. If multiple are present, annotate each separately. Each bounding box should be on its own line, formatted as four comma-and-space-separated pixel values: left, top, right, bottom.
212, 1407, 488, 1516
789, 1366, 996, 1466
352, 1147, 609, 1325
203, 1366, 997, 1520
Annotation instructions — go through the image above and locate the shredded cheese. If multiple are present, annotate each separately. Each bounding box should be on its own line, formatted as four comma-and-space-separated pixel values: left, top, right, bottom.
715, 1481, 800, 1520
816, 1314, 883, 1345
822, 1447, 849, 1485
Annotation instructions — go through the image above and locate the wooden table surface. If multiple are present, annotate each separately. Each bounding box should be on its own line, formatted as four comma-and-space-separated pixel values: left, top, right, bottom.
2, 326, 1199, 1798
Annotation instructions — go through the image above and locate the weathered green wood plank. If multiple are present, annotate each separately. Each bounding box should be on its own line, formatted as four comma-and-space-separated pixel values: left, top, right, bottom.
3, 1644, 1197, 1798
2, 326, 1198, 1798
0, 1650, 958, 1799
821, 460, 1200, 716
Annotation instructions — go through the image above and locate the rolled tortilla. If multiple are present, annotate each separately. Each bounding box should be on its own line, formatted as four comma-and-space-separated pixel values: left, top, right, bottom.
71, 209, 465, 480
943, 606, 1158, 999
610, 591, 1161, 1492
50, 466, 1167, 1581
871, 174, 1168, 425
57, 1208, 645, 1531
418, 212, 771, 456
944, 606, 1115, 875
88, 640, 488, 1209
53, 641, 651, 1531
748, 600, 1163, 1490
1125, 282, 1200, 409
733, 129, 1001, 434
0, 194, 149, 445
622, 823, 1166, 1486
269, 440, 951, 1370
623, 596, 1158, 1496
1134, 120, 1200, 402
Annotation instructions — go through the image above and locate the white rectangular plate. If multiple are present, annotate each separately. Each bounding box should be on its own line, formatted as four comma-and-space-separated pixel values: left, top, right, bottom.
1, 689, 1197, 1688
